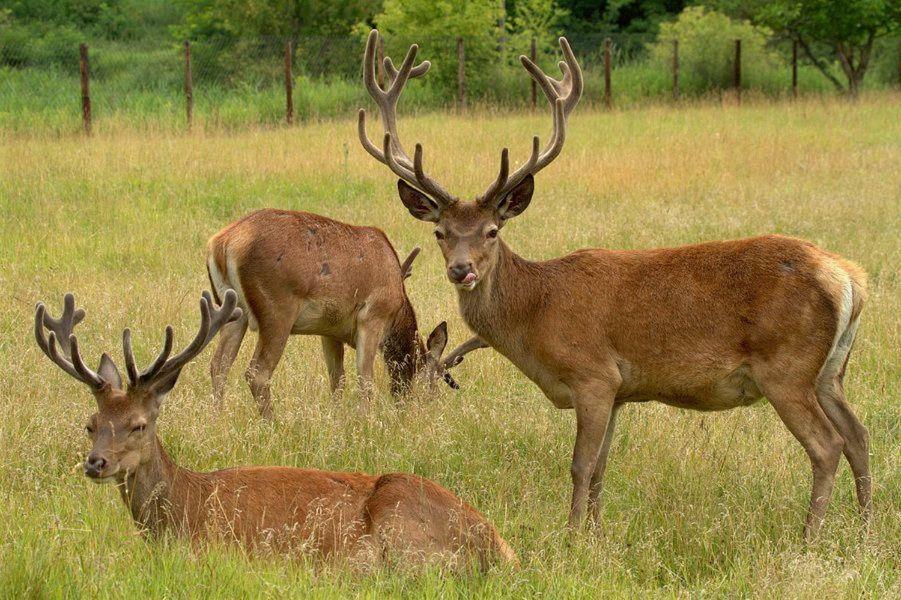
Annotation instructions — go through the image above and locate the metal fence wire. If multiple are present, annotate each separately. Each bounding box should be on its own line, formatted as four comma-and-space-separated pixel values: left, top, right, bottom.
1, 32, 897, 133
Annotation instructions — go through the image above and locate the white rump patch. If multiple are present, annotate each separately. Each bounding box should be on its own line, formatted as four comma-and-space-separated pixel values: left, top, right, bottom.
208, 253, 258, 331
818, 270, 856, 384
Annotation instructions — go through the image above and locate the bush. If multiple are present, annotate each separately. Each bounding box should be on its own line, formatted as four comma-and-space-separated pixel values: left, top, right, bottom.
650, 7, 782, 95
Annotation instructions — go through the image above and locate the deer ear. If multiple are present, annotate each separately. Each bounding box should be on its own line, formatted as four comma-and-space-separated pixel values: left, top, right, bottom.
426, 321, 449, 360
398, 180, 442, 222
496, 174, 534, 222
97, 353, 122, 390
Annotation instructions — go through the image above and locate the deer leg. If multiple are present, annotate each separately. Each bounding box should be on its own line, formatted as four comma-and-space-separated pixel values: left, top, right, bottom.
764, 381, 844, 540
245, 321, 292, 420
588, 403, 620, 524
321, 336, 346, 397
569, 378, 619, 529
210, 316, 247, 404
816, 378, 872, 520
354, 320, 385, 405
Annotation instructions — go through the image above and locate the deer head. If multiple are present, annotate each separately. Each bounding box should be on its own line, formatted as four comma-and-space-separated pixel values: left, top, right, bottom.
358, 30, 582, 291
34, 291, 241, 483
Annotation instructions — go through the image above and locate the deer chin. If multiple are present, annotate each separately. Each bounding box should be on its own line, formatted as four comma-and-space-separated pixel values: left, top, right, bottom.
87, 475, 119, 485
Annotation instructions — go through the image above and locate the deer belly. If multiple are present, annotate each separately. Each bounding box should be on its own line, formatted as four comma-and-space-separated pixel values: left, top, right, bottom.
618, 363, 763, 411
291, 300, 350, 338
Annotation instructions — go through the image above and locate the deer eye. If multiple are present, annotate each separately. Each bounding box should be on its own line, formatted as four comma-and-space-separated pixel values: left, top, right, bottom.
85, 425, 94, 435
130, 424, 146, 435
486, 228, 498, 239
434, 230, 445, 241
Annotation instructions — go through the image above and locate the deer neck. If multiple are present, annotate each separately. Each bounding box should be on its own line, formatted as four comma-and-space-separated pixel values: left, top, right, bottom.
457, 239, 541, 347
382, 296, 422, 392
118, 436, 206, 535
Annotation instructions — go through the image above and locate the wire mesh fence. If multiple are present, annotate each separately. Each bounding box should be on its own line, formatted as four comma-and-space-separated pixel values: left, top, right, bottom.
1, 32, 897, 135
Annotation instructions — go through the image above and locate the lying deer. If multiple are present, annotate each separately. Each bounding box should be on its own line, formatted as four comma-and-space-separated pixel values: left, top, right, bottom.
358, 30, 870, 539
206, 209, 465, 417
34, 292, 516, 568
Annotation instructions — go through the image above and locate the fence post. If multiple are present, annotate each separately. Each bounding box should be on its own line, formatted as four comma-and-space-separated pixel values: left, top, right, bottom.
530, 37, 537, 110
376, 36, 385, 89
672, 39, 679, 101
79, 43, 91, 136
791, 40, 798, 99
183, 41, 193, 130
457, 37, 466, 111
733, 39, 742, 104
284, 41, 294, 125
604, 38, 612, 109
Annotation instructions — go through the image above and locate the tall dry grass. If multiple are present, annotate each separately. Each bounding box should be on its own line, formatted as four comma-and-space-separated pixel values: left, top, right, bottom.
0, 94, 898, 597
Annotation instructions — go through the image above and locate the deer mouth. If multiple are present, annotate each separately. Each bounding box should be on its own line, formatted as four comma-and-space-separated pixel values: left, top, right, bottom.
456, 272, 479, 291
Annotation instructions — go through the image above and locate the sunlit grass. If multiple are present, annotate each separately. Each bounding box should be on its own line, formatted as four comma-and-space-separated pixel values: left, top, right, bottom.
0, 94, 898, 597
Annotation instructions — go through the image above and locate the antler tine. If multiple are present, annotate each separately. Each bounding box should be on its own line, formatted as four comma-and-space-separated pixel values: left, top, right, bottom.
400, 246, 421, 280
441, 336, 489, 370
479, 37, 581, 204
413, 143, 455, 206
68, 335, 104, 387
122, 328, 139, 385
135, 290, 242, 389
480, 148, 509, 203
35, 297, 104, 389
359, 30, 455, 208
137, 326, 173, 383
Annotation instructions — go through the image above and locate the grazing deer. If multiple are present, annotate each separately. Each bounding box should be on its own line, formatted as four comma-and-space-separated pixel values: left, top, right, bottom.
358, 30, 870, 538
34, 292, 516, 568
206, 209, 464, 418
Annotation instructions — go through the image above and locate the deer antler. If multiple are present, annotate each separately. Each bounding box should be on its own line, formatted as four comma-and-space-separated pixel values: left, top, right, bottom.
122, 290, 242, 389
34, 294, 105, 389
441, 336, 489, 370
400, 246, 421, 280
358, 30, 457, 208
479, 37, 583, 205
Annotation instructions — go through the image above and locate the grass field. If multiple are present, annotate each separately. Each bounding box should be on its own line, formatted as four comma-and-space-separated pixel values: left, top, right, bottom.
0, 94, 898, 597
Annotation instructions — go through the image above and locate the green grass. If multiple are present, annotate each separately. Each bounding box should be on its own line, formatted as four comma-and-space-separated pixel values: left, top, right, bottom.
0, 95, 898, 597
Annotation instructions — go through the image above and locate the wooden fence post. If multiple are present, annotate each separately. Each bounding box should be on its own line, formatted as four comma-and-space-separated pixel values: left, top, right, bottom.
457, 37, 466, 111
604, 38, 612, 109
183, 41, 193, 130
376, 36, 385, 89
284, 41, 294, 124
791, 40, 798, 99
530, 37, 537, 110
733, 39, 742, 104
79, 43, 91, 135
672, 39, 679, 101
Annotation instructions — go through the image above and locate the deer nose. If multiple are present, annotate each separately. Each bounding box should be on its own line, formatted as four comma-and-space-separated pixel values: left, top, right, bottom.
448, 263, 473, 283
84, 453, 108, 477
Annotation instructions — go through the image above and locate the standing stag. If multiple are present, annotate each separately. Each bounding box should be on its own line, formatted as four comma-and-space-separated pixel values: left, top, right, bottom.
34, 292, 516, 568
358, 30, 870, 538
206, 209, 465, 417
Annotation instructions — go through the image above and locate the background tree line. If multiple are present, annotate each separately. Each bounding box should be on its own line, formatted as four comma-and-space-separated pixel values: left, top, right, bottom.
1, 0, 898, 116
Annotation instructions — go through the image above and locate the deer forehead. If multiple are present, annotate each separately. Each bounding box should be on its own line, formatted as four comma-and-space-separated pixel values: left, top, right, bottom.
439, 203, 497, 233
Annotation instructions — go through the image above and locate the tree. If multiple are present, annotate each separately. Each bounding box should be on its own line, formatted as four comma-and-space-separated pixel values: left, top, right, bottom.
709, 0, 900, 96
507, 0, 569, 57
172, 0, 381, 40
362, 0, 502, 99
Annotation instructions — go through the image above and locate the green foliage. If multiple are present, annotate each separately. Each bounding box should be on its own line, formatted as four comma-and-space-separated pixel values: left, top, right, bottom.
507, 0, 569, 59
707, 0, 900, 92
171, 0, 381, 40
651, 6, 779, 92
362, 0, 502, 102
0, 0, 132, 38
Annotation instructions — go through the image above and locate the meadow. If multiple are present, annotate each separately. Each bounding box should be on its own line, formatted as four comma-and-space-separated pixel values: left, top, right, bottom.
0, 94, 898, 597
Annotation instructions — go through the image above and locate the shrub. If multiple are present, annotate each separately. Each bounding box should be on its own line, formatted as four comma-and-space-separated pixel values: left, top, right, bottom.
650, 7, 782, 95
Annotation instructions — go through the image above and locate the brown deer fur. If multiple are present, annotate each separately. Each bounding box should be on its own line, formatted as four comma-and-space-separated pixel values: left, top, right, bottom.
206, 209, 460, 417
34, 293, 516, 569
360, 30, 871, 538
